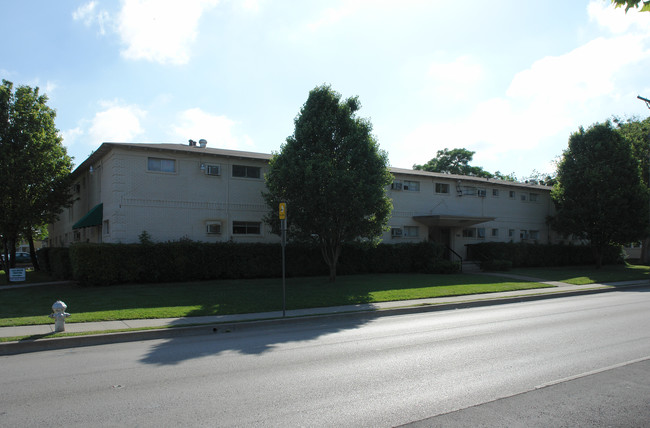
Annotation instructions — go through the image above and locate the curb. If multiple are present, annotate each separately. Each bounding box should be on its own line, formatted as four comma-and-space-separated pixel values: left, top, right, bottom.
1, 284, 647, 356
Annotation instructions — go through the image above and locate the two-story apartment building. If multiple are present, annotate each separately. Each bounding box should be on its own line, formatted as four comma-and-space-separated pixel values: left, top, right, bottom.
49, 141, 556, 259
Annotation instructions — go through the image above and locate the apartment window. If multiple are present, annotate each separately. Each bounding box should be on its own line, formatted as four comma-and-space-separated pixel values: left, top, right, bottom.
435, 183, 449, 194
477, 228, 486, 239
520, 193, 528, 201
462, 228, 476, 238
492, 189, 499, 197
73, 230, 81, 242
491, 228, 499, 237
391, 228, 403, 237
233, 221, 261, 235
529, 230, 540, 240
232, 165, 261, 179
509, 229, 515, 238
206, 221, 222, 234
509, 190, 516, 199
477, 188, 487, 197
520, 230, 528, 239
103, 220, 110, 235
529, 193, 538, 202
205, 165, 221, 176
391, 182, 403, 190
403, 180, 420, 191
148, 157, 176, 173
403, 226, 419, 237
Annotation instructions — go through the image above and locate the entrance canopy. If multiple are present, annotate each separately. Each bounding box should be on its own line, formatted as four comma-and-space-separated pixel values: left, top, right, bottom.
413, 215, 495, 228
72, 203, 103, 229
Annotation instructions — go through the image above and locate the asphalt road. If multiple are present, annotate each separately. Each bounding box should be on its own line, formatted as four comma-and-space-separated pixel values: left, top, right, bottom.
1, 288, 649, 427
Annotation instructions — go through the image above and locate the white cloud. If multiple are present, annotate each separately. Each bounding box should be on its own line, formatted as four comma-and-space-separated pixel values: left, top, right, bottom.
117, 0, 219, 65
89, 101, 147, 146
427, 56, 484, 101
588, 0, 650, 34
171, 107, 249, 149
72, 1, 109, 35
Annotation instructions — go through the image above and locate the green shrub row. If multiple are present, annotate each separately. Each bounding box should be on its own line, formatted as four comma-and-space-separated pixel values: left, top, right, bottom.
466, 242, 623, 268
38, 241, 456, 286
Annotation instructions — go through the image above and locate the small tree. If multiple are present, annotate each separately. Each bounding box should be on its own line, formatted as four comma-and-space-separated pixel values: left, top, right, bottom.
0, 80, 73, 273
264, 85, 393, 282
550, 121, 648, 267
413, 148, 494, 178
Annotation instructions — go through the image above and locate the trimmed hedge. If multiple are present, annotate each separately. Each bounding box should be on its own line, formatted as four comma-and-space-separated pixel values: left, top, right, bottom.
466, 242, 623, 268
43, 241, 456, 286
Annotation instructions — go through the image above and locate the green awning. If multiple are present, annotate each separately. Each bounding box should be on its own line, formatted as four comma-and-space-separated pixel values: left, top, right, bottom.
72, 203, 103, 229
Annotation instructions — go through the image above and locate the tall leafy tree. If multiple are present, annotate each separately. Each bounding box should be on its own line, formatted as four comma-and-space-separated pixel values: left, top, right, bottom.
0, 80, 73, 272
413, 148, 494, 178
550, 121, 648, 268
263, 85, 393, 282
614, 116, 650, 262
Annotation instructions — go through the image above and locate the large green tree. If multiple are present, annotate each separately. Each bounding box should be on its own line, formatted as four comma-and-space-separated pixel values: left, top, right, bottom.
0, 80, 74, 272
263, 85, 393, 282
614, 116, 650, 262
413, 148, 494, 178
550, 121, 648, 268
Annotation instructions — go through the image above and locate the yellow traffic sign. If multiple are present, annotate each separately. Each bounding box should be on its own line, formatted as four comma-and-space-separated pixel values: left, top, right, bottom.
279, 202, 287, 220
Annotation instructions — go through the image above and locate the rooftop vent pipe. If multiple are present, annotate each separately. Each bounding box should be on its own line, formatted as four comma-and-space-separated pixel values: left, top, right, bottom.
199, 139, 207, 148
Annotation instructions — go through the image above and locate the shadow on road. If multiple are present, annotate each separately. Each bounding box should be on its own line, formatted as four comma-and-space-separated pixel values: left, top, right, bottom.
139, 311, 375, 366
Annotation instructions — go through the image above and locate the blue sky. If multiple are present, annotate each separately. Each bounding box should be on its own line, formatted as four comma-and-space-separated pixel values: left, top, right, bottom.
2, 0, 650, 178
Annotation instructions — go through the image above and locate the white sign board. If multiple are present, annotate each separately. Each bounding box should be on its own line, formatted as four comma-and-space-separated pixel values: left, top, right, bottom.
9, 268, 26, 282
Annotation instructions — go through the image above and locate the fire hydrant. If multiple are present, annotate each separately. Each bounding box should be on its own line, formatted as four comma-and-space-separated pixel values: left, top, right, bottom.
49, 300, 70, 332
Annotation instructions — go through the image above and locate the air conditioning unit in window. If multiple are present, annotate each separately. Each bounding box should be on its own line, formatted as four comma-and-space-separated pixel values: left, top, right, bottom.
391, 182, 402, 190
205, 165, 221, 176
207, 223, 222, 234
391, 228, 403, 237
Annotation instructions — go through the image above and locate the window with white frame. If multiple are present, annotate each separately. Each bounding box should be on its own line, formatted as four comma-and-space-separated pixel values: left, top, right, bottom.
492, 189, 499, 197
520, 193, 528, 201
529, 193, 538, 202
403, 180, 420, 191
509, 229, 515, 238
477, 188, 487, 197
435, 183, 449, 194
148, 157, 176, 173
477, 228, 486, 238
403, 226, 419, 237
233, 221, 261, 235
205, 165, 221, 176
509, 190, 516, 199
206, 221, 222, 234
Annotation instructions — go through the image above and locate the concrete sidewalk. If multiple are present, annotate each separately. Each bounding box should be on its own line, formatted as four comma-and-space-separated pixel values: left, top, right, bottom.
1, 276, 648, 355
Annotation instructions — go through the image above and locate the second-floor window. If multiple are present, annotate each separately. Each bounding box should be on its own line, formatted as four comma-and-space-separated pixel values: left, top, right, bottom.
232, 165, 261, 179
148, 157, 176, 173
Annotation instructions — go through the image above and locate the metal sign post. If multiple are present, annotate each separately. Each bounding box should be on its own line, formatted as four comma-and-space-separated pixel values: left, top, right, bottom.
279, 203, 287, 317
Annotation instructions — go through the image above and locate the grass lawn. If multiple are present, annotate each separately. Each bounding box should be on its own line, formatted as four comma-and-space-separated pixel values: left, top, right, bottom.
510, 264, 650, 285
1, 263, 646, 328
0, 273, 551, 327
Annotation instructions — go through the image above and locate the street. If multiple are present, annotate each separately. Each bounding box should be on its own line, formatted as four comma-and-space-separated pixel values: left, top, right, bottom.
1, 288, 649, 427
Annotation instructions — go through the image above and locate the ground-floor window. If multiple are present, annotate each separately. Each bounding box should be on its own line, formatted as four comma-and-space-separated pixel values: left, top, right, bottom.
233, 221, 261, 235
403, 226, 419, 237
